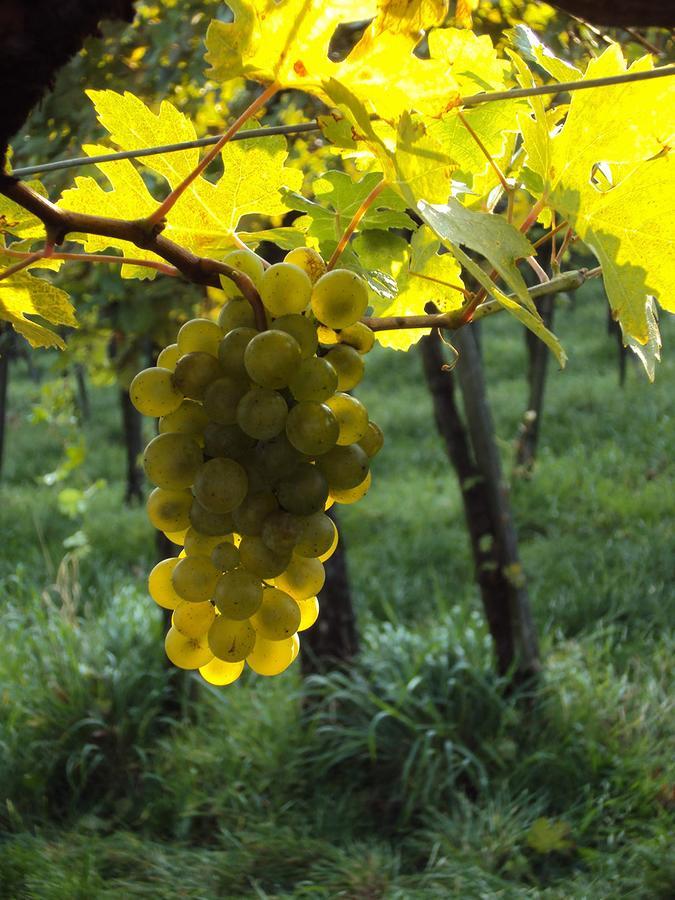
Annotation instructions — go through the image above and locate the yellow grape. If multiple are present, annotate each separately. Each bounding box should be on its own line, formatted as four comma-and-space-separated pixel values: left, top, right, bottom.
208, 616, 256, 662
244, 330, 302, 390
173, 352, 222, 400
275, 555, 325, 601
190, 499, 235, 537
317, 444, 369, 491
159, 400, 209, 439
157, 343, 180, 371
165, 627, 213, 670
284, 247, 326, 283
199, 657, 245, 686
239, 535, 291, 580
246, 634, 296, 676
272, 314, 318, 359
184, 528, 231, 557
164, 528, 188, 546
337, 321, 375, 354
318, 525, 339, 562
148, 558, 183, 610
331, 470, 372, 504
213, 568, 263, 619
233, 490, 279, 537
172, 600, 216, 638
290, 633, 300, 661
143, 432, 203, 490
311, 269, 368, 329
171, 555, 219, 603
358, 421, 384, 458
294, 512, 336, 558
285, 401, 339, 456
211, 541, 240, 572
177, 318, 223, 357
217, 299, 256, 332
250, 587, 301, 640
259, 262, 313, 316
297, 596, 319, 631
129, 367, 183, 417
324, 344, 365, 391
146, 488, 192, 532
193, 457, 248, 514
222, 248, 266, 289
325, 393, 369, 445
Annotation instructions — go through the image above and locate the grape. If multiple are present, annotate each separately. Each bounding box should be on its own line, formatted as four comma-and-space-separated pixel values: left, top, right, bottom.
208, 616, 256, 662
177, 317, 222, 357
256, 434, 305, 483
173, 352, 222, 400
259, 262, 312, 316
337, 321, 375, 354
147, 488, 192, 532
217, 299, 256, 332
286, 401, 339, 456
244, 330, 301, 389
171, 555, 219, 603
275, 554, 325, 601
143, 432, 203, 490
203, 422, 256, 460
241, 458, 270, 493
165, 627, 213, 669
294, 512, 336, 558
148, 558, 183, 610
246, 634, 296, 676
316, 444, 369, 491
157, 343, 180, 370
211, 541, 240, 572
193, 457, 248, 514
237, 387, 288, 440
325, 393, 369, 445
261, 510, 301, 555
317, 324, 339, 346
331, 470, 372, 504
222, 248, 265, 289
172, 600, 216, 638
272, 314, 318, 359
232, 490, 278, 536
324, 344, 365, 391
297, 596, 319, 631
185, 528, 230, 557
129, 367, 183, 417
250, 587, 301, 640
275, 462, 328, 516
213, 568, 263, 619
203, 376, 250, 425
164, 528, 188, 546
159, 400, 209, 439
288, 357, 337, 403
218, 326, 258, 379
239, 535, 291, 579
199, 657, 245, 686
311, 269, 368, 329
318, 525, 339, 562
358, 421, 384, 458
189, 499, 235, 536
284, 247, 326, 284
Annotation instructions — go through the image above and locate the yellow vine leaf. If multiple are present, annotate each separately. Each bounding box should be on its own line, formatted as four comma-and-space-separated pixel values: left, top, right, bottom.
58, 91, 302, 269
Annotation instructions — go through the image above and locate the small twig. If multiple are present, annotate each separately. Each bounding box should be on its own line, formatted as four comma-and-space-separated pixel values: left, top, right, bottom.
525, 256, 549, 284
0, 250, 44, 280
531, 220, 568, 252
3, 246, 180, 276
622, 27, 663, 57
327, 179, 388, 270
457, 110, 510, 194
408, 269, 469, 298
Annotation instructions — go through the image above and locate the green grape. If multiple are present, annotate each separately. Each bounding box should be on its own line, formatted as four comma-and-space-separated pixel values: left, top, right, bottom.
256, 434, 305, 483
259, 262, 313, 316
193, 457, 248, 514
237, 387, 288, 440
211, 541, 240, 572
317, 324, 339, 346
213, 568, 263, 619
311, 268, 368, 329
173, 352, 222, 400
275, 462, 328, 516
165, 627, 213, 669
208, 616, 256, 662
172, 600, 216, 638
288, 357, 338, 403
272, 314, 318, 359
319, 525, 339, 561
286, 401, 339, 456
261, 510, 302, 555
232, 490, 279, 536
316, 444, 369, 490
297, 596, 320, 631
177, 317, 223, 357
159, 400, 209, 439
199, 656, 244, 685
130, 367, 183, 417
358, 421, 384, 458
218, 326, 258, 379
244, 330, 302, 389
143, 432, 203, 490
326, 393, 369, 445
275, 554, 325, 601
239, 535, 291, 579
203, 422, 256, 459
246, 634, 296, 676
324, 344, 365, 391
190, 498, 235, 536
222, 248, 265, 289
331, 470, 372, 504
294, 512, 336, 558
147, 488, 192, 532
203, 375, 250, 425
171, 555, 219, 603
157, 343, 180, 370
148, 558, 183, 610
284, 247, 326, 284
250, 587, 301, 640
217, 299, 256, 332
185, 528, 230, 557
337, 321, 375, 354
164, 528, 188, 546
241, 458, 271, 493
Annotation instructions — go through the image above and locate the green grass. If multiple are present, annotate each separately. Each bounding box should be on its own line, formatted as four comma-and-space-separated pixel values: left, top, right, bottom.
0, 285, 673, 898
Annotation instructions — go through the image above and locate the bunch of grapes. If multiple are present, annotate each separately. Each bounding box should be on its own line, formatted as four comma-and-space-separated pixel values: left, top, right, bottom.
129, 247, 383, 686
